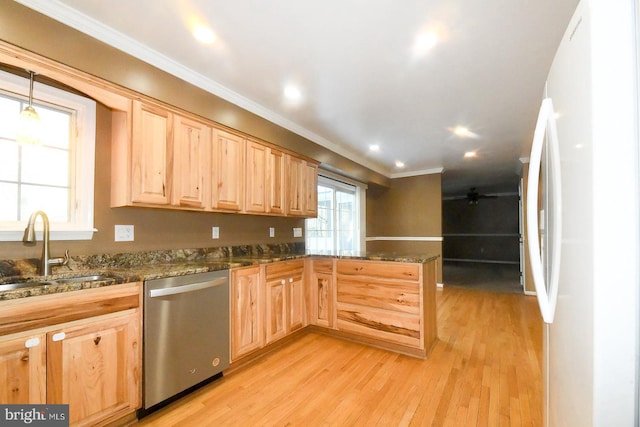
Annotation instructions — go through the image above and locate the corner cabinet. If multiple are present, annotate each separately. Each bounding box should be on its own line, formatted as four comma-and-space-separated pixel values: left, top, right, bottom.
308, 258, 335, 328
0, 283, 142, 426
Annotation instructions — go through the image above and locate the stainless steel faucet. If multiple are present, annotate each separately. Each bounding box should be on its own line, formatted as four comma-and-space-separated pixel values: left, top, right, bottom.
23, 210, 69, 276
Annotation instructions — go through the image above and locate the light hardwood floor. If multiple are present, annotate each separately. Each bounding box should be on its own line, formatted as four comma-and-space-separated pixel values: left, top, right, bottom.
137, 287, 542, 426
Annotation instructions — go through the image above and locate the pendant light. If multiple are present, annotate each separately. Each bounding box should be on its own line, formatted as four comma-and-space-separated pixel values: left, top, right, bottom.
16, 70, 42, 145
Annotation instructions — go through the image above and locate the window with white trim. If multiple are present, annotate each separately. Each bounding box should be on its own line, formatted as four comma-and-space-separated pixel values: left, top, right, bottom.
0, 69, 96, 241
305, 174, 366, 253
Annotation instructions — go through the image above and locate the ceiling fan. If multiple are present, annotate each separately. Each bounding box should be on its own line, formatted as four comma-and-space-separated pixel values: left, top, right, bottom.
466, 187, 498, 205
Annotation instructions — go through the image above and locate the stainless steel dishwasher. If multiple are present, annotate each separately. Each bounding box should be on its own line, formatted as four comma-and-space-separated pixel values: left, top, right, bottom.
142, 270, 229, 413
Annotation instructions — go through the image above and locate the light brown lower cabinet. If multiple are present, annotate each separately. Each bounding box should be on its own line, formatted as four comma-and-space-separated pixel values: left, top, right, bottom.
230, 260, 306, 363
0, 333, 46, 404
264, 260, 306, 345
308, 258, 335, 329
0, 283, 142, 427
335, 259, 437, 358
230, 266, 263, 361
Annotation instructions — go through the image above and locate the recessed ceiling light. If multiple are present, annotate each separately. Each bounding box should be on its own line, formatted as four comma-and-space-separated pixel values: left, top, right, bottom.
193, 26, 216, 44
464, 151, 477, 158
369, 144, 380, 152
284, 84, 302, 101
414, 32, 438, 53
395, 160, 405, 168
453, 126, 471, 137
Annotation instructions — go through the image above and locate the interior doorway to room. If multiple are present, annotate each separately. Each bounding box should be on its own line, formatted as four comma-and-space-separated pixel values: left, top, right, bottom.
442, 187, 523, 294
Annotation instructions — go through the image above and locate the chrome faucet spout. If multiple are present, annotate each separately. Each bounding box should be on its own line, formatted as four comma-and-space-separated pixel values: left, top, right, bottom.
22, 210, 68, 276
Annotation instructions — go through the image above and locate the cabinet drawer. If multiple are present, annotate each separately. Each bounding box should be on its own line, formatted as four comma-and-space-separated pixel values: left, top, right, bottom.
336, 303, 421, 349
265, 260, 304, 279
336, 260, 419, 281
312, 259, 333, 273
337, 277, 419, 314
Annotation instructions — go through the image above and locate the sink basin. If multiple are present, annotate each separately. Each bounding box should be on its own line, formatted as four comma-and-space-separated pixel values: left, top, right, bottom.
0, 281, 49, 292
50, 274, 117, 285
0, 274, 119, 292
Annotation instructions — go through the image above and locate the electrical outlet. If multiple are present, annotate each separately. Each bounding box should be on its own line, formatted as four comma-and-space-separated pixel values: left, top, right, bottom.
115, 225, 134, 242
269, 227, 275, 238
212, 226, 220, 239
293, 227, 302, 238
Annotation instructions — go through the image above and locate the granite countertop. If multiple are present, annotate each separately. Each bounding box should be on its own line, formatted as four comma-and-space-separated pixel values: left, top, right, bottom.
0, 246, 439, 301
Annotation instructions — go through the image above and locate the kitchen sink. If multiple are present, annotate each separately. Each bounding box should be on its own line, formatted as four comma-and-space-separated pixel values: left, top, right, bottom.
50, 274, 117, 285
0, 274, 119, 292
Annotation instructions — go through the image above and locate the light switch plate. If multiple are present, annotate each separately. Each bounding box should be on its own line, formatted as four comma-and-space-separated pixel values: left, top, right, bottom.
115, 225, 134, 242
269, 227, 275, 238
293, 227, 302, 238
212, 226, 220, 239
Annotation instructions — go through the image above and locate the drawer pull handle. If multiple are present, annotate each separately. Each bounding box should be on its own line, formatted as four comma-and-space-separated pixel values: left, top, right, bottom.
94, 336, 102, 346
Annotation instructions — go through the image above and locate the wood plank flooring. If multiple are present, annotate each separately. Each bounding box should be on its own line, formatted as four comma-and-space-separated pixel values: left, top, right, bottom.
136, 287, 542, 426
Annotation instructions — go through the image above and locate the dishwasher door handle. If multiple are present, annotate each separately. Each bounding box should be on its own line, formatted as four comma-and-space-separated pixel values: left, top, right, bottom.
149, 277, 227, 298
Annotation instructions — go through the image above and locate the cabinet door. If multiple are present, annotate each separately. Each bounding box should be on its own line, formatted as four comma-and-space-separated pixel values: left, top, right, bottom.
304, 161, 318, 217
131, 100, 172, 205
212, 128, 244, 211
267, 148, 285, 215
0, 334, 46, 404
231, 267, 263, 361
265, 277, 287, 344
286, 155, 305, 216
47, 311, 140, 427
172, 115, 211, 209
245, 140, 268, 213
289, 272, 306, 332
311, 271, 334, 328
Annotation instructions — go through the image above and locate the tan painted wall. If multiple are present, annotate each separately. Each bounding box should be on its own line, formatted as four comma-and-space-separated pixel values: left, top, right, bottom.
366, 174, 443, 282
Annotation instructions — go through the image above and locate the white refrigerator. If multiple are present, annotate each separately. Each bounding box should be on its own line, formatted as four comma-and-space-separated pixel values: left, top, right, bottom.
526, 0, 639, 426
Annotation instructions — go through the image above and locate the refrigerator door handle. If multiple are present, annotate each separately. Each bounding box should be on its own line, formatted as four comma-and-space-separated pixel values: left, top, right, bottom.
527, 97, 562, 324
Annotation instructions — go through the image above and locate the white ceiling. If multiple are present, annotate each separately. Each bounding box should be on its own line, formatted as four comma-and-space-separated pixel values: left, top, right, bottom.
17, 0, 578, 195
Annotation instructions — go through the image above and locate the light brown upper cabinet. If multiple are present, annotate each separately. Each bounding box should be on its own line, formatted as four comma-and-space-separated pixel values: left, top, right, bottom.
286, 155, 318, 217
130, 100, 173, 206
112, 98, 318, 217
267, 147, 285, 215
245, 141, 287, 215
172, 115, 211, 209
245, 139, 268, 214
212, 129, 245, 212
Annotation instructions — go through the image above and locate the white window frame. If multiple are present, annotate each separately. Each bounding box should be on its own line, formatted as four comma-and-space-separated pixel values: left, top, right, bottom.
305, 170, 367, 253
0, 69, 96, 241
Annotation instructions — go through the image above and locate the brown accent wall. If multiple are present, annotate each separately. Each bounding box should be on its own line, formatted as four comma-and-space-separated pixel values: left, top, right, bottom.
366, 174, 443, 282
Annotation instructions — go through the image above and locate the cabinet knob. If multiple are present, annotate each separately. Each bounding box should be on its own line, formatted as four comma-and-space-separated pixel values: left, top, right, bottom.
94, 336, 102, 346
51, 332, 66, 342
21, 353, 29, 362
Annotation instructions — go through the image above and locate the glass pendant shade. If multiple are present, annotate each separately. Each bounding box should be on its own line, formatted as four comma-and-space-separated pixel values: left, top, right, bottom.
16, 71, 42, 145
